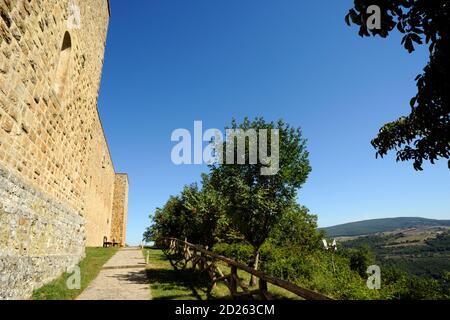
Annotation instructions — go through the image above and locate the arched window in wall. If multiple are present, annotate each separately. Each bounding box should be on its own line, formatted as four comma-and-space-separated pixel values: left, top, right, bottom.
53, 31, 72, 101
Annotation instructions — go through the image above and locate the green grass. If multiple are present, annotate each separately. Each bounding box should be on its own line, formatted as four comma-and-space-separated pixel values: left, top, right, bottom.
144, 248, 300, 300
144, 248, 211, 300
33, 247, 118, 300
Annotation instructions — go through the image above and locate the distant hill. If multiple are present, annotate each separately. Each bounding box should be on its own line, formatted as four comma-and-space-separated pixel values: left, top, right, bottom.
322, 217, 450, 237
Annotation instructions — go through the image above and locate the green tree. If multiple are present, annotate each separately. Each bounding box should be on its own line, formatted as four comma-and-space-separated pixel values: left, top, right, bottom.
143, 196, 187, 242
347, 246, 375, 278
269, 204, 324, 252
210, 117, 311, 285
381, 266, 448, 299
346, 0, 450, 170
143, 175, 232, 248
181, 174, 231, 248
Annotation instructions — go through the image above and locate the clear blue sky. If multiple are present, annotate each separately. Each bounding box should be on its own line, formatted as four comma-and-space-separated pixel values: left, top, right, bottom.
98, 0, 449, 245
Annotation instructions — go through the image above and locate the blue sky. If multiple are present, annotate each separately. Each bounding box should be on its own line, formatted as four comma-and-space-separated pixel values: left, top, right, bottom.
98, 0, 449, 245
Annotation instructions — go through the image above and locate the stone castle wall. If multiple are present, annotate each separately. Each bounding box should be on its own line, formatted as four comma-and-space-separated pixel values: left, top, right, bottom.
111, 174, 128, 247
0, 0, 127, 299
0, 164, 85, 299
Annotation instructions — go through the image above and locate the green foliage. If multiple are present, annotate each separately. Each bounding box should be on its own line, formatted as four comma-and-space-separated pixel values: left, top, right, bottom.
259, 214, 379, 299
146, 117, 312, 277
181, 174, 233, 247
213, 243, 254, 264
259, 243, 380, 299
143, 174, 231, 248
444, 271, 450, 283
213, 204, 325, 274
382, 267, 449, 300
346, 0, 450, 170
269, 204, 324, 251
346, 247, 375, 278
211, 212, 384, 299
209, 118, 311, 261
426, 232, 450, 250
143, 195, 188, 242
259, 243, 315, 283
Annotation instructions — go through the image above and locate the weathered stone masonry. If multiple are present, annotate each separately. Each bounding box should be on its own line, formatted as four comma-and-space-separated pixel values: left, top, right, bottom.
111, 174, 128, 247
0, 0, 128, 299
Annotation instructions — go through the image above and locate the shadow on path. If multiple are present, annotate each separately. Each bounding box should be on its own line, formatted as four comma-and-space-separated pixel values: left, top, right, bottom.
145, 267, 212, 300
112, 269, 149, 285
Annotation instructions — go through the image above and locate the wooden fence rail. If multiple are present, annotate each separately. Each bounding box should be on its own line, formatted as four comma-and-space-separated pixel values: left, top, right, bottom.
155, 237, 332, 300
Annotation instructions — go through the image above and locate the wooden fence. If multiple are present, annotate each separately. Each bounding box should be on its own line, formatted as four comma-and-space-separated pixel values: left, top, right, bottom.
155, 237, 332, 300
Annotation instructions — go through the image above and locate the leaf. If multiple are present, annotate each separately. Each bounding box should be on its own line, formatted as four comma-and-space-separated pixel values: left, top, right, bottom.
404, 36, 414, 53
349, 9, 359, 24
429, 42, 435, 53
345, 13, 351, 26
413, 162, 423, 171
410, 33, 423, 45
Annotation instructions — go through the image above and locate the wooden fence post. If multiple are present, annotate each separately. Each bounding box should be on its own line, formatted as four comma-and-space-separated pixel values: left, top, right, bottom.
230, 265, 238, 297
259, 279, 272, 300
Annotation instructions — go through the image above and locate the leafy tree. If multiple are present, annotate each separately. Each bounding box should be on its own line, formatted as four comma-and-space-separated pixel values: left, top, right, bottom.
181, 174, 231, 248
347, 246, 375, 278
143, 196, 187, 242
142, 228, 152, 243
210, 117, 311, 285
269, 204, 324, 252
383, 267, 446, 299
143, 175, 232, 248
346, 0, 450, 170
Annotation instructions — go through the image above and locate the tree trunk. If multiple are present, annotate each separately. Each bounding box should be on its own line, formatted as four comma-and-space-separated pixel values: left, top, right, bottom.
249, 249, 260, 287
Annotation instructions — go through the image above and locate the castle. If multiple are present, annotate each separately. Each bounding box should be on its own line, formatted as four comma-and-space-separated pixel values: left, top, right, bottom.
0, 0, 128, 299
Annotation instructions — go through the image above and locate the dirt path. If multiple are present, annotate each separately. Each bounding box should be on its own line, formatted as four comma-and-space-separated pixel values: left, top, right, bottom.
77, 247, 151, 300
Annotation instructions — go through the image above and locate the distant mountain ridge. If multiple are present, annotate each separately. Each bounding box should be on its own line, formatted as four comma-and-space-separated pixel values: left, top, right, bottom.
322, 217, 450, 237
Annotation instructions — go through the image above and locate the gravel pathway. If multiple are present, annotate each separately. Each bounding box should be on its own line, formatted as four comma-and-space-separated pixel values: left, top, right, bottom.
77, 248, 151, 300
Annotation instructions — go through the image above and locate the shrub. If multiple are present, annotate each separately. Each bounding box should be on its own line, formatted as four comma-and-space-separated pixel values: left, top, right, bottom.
213, 242, 254, 264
